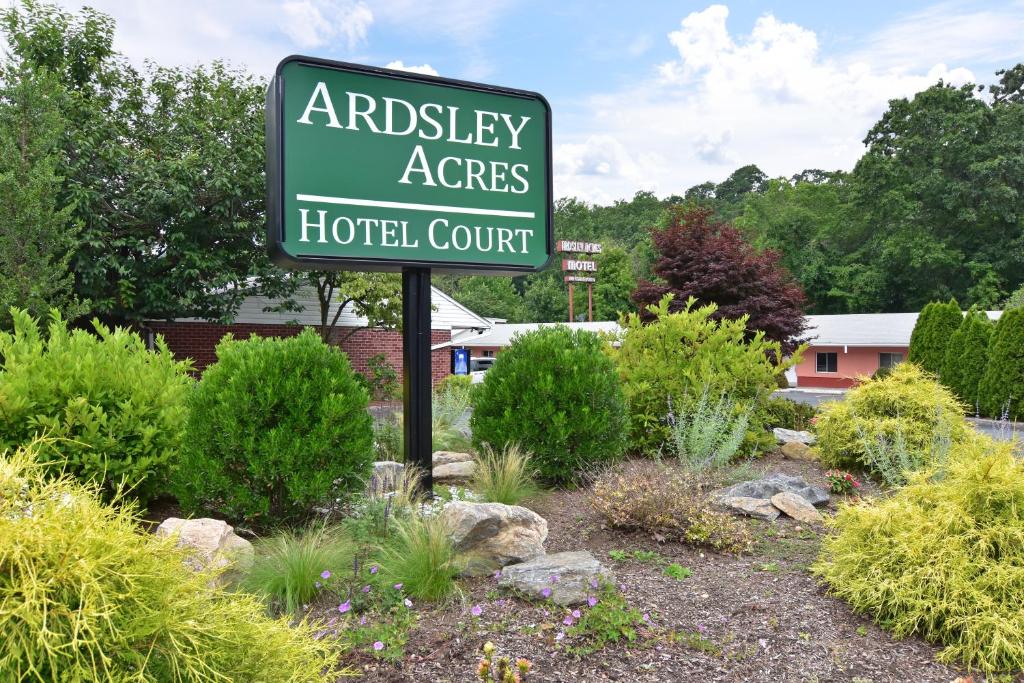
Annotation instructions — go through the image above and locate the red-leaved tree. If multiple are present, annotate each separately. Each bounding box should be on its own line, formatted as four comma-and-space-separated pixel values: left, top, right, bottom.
631, 206, 807, 354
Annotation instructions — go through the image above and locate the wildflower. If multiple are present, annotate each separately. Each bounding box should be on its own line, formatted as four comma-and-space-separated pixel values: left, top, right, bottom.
320, 569, 332, 580
572, 609, 581, 619
587, 596, 598, 608
642, 612, 650, 623
338, 600, 351, 614
563, 615, 574, 626
589, 578, 599, 589
393, 583, 403, 590
314, 581, 321, 589
550, 574, 560, 583
404, 598, 413, 608
494, 569, 502, 579
359, 615, 367, 625
540, 587, 552, 598
619, 583, 626, 592
370, 565, 379, 575
471, 604, 483, 617
483, 641, 496, 655
362, 584, 371, 593
373, 641, 384, 651
554, 631, 565, 642
477, 660, 491, 676
495, 599, 505, 607
516, 658, 532, 673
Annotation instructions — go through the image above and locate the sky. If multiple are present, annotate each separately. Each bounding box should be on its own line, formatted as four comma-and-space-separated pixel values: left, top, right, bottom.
48, 0, 1024, 204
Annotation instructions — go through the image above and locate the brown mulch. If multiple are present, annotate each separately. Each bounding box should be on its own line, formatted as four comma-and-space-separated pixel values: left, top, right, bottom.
332, 452, 983, 683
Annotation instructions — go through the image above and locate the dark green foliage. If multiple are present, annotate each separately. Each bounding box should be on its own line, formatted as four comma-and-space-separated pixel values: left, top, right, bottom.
174, 330, 373, 527
760, 396, 817, 431
978, 308, 1024, 420
941, 307, 993, 410
471, 326, 626, 485
907, 299, 962, 376
0, 309, 192, 504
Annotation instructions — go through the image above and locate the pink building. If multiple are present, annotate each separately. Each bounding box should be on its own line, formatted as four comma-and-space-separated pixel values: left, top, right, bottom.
795, 311, 1002, 389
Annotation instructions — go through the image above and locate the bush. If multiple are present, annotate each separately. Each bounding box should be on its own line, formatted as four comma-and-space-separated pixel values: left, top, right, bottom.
590, 460, 752, 553
437, 373, 473, 397
471, 326, 626, 486
941, 306, 993, 410
0, 442, 341, 681
668, 390, 751, 470
813, 438, 1024, 673
0, 309, 192, 505
174, 330, 373, 528
815, 363, 969, 476
616, 295, 793, 454
244, 524, 357, 616
760, 396, 817, 431
471, 443, 537, 505
907, 299, 961, 376
365, 353, 399, 401
978, 307, 1024, 420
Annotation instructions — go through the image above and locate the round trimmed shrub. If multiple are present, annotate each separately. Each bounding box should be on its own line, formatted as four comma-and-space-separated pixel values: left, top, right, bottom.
470, 326, 626, 485
815, 363, 968, 474
174, 329, 373, 527
0, 309, 192, 505
813, 437, 1024, 673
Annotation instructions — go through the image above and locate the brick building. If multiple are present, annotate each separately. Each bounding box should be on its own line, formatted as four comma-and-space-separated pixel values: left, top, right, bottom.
145, 285, 492, 387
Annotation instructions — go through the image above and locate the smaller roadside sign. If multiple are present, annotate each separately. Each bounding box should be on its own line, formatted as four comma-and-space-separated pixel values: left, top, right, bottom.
556, 240, 602, 254
562, 258, 597, 272
564, 275, 595, 283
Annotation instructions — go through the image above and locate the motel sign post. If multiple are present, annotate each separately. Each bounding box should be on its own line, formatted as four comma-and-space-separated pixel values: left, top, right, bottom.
266, 56, 553, 490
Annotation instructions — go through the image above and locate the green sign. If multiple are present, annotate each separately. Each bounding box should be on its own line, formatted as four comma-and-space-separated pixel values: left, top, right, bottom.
266, 56, 553, 273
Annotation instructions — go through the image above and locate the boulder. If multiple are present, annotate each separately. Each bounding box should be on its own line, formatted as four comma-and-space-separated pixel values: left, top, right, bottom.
499, 551, 614, 606
368, 461, 405, 495
441, 501, 547, 576
432, 451, 474, 466
773, 428, 816, 445
770, 492, 824, 524
716, 473, 830, 507
156, 517, 254, 587
716, 496, 780, 521
780, 441, 816, 461
434, 460, 476, 483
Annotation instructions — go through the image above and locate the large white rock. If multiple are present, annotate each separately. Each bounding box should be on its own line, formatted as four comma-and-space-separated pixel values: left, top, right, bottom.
499, 551, 614, 606
432, 451, 474, 466
434, 460, 476, 483
771, 492, 824, 524
773, 428, 816, 445
156, 517, 254, 587
441, 501, 547, 576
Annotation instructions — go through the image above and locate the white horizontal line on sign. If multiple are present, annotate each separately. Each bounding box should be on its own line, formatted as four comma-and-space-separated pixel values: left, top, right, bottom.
296, 194, 536, 219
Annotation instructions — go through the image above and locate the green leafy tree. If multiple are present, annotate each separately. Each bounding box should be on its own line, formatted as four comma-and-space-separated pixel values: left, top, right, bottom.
523, 270, 569, 322
941, 307, 993, 410
593, 244, 636, 320
1004, 283, 1024, 310
908, 299, 962, 376
306, 271, 402, 342
443, 275, 523, 322
978, 307, 1024, 420
0, 64, 83, 325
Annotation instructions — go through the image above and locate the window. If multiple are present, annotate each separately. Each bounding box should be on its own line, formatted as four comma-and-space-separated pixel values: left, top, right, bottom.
816, 352, 838, 373
483, 350, 494, 357
879, 352, 903, 369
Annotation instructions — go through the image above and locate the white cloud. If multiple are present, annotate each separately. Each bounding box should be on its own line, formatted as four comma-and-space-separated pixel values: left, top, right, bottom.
553, 4, 1001, 202
371, 0, 515, 45
281, 0, 373, 50
384, 60, 439, 76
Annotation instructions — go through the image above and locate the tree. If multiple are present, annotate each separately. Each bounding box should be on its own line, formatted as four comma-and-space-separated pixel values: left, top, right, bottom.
907, 299, 962, 377
631, 206, 807, 354
978, 307, 1024, 420
592, 244, 635, 320
442, 275, 523, 322
307, 272, 402, 342
1004, 283, 1024, 310
523, 271, 568, 322
0, 64, 83, 325
941, 306, 993, 410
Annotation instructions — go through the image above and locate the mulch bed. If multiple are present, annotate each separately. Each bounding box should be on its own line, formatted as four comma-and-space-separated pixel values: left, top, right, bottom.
331, 452, 983, 682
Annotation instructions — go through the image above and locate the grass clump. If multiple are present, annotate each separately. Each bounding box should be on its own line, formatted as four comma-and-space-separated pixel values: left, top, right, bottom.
244, 524, 356, 616
471, 443, 537, 505
813, 437, 1024, 673
590, 460, 752, 553
378, 514, 461, 602
0, 442, 342, 682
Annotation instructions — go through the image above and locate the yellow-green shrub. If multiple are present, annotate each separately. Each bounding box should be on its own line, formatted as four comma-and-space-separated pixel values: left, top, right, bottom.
0, 442, 343, 682
814, 363, 968, 474
813, 438, 1024, 673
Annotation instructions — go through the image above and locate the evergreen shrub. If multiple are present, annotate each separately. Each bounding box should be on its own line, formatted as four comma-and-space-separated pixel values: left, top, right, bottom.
978, 307, 1024, 420
616, 295, 792, 454
940, 306, 992, 410
174, 329, 373, 527
0, 309, 192, 504
815, 363, 968, 476
814, 437, 1024, 673
0, 443, 341, 681
471, 326, 626, 485
760, 396, 817, 431
907, 299, 961, 376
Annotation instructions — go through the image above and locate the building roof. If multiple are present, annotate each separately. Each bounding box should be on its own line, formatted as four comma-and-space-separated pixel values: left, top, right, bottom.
169, 285, 491, 332
452, 320, 621, 349
804, 310, 1003, 347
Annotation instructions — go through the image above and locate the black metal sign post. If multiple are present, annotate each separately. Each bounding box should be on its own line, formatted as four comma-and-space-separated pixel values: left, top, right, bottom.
402, 268, 433, 493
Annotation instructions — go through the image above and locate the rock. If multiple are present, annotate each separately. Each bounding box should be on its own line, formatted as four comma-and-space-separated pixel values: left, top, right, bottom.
716, 496, 780, 521
770, 492, 824, 524
156, 518, 254, 587
432, 451, 474, 466
773, 428, 816, 445
441, 501, 547, 576
716, 472, 830, 507
499, 551, 613, 605
780, 441, 816, 461
434, 460, 476, 482
368, 461, 405, 495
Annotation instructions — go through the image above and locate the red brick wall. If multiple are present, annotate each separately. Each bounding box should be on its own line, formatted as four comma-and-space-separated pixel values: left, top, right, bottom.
145, 321, 452, 386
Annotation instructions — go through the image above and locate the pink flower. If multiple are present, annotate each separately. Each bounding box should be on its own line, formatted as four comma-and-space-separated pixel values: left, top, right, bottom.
393, 583, 403, 590
320, 570, 331, 580
370, 565, 379, 575
338, 600, 351, 614
571, 609, 581, 619
563, 615, 574, 626
642, 613, 650, 623
471, 604, 483, 617
540, 587, 552, 598
373, 641, 384, 651
361, 585, 371, 593
587, 596, 598, 608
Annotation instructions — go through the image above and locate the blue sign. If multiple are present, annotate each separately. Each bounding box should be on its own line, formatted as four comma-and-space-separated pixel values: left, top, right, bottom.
452, 347, 470, 375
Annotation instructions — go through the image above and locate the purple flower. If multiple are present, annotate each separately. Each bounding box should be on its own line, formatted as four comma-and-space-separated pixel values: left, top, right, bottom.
550, 574, 560, 583
619, 583, 626, 592
361, 585, 371, 593
393, 583, 403, 590
471, 604, 483, 617
373, 641, 384, 651
338, 600, 351, 614
571, 609, 581, 619
642, 612, 650, 623
494, 569, 502, 579
404, 598, 413, 608
587, 596, 598, 608
554, 631, 565, 642
320, 570, 332, 580
359, 615, 367, 625
495, 599, 505, 607
540, 587, 552, 598
563, 615, 574, 626
370, 565, 379, 575
589, 578, 599, 589
543, 609, 550, 617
